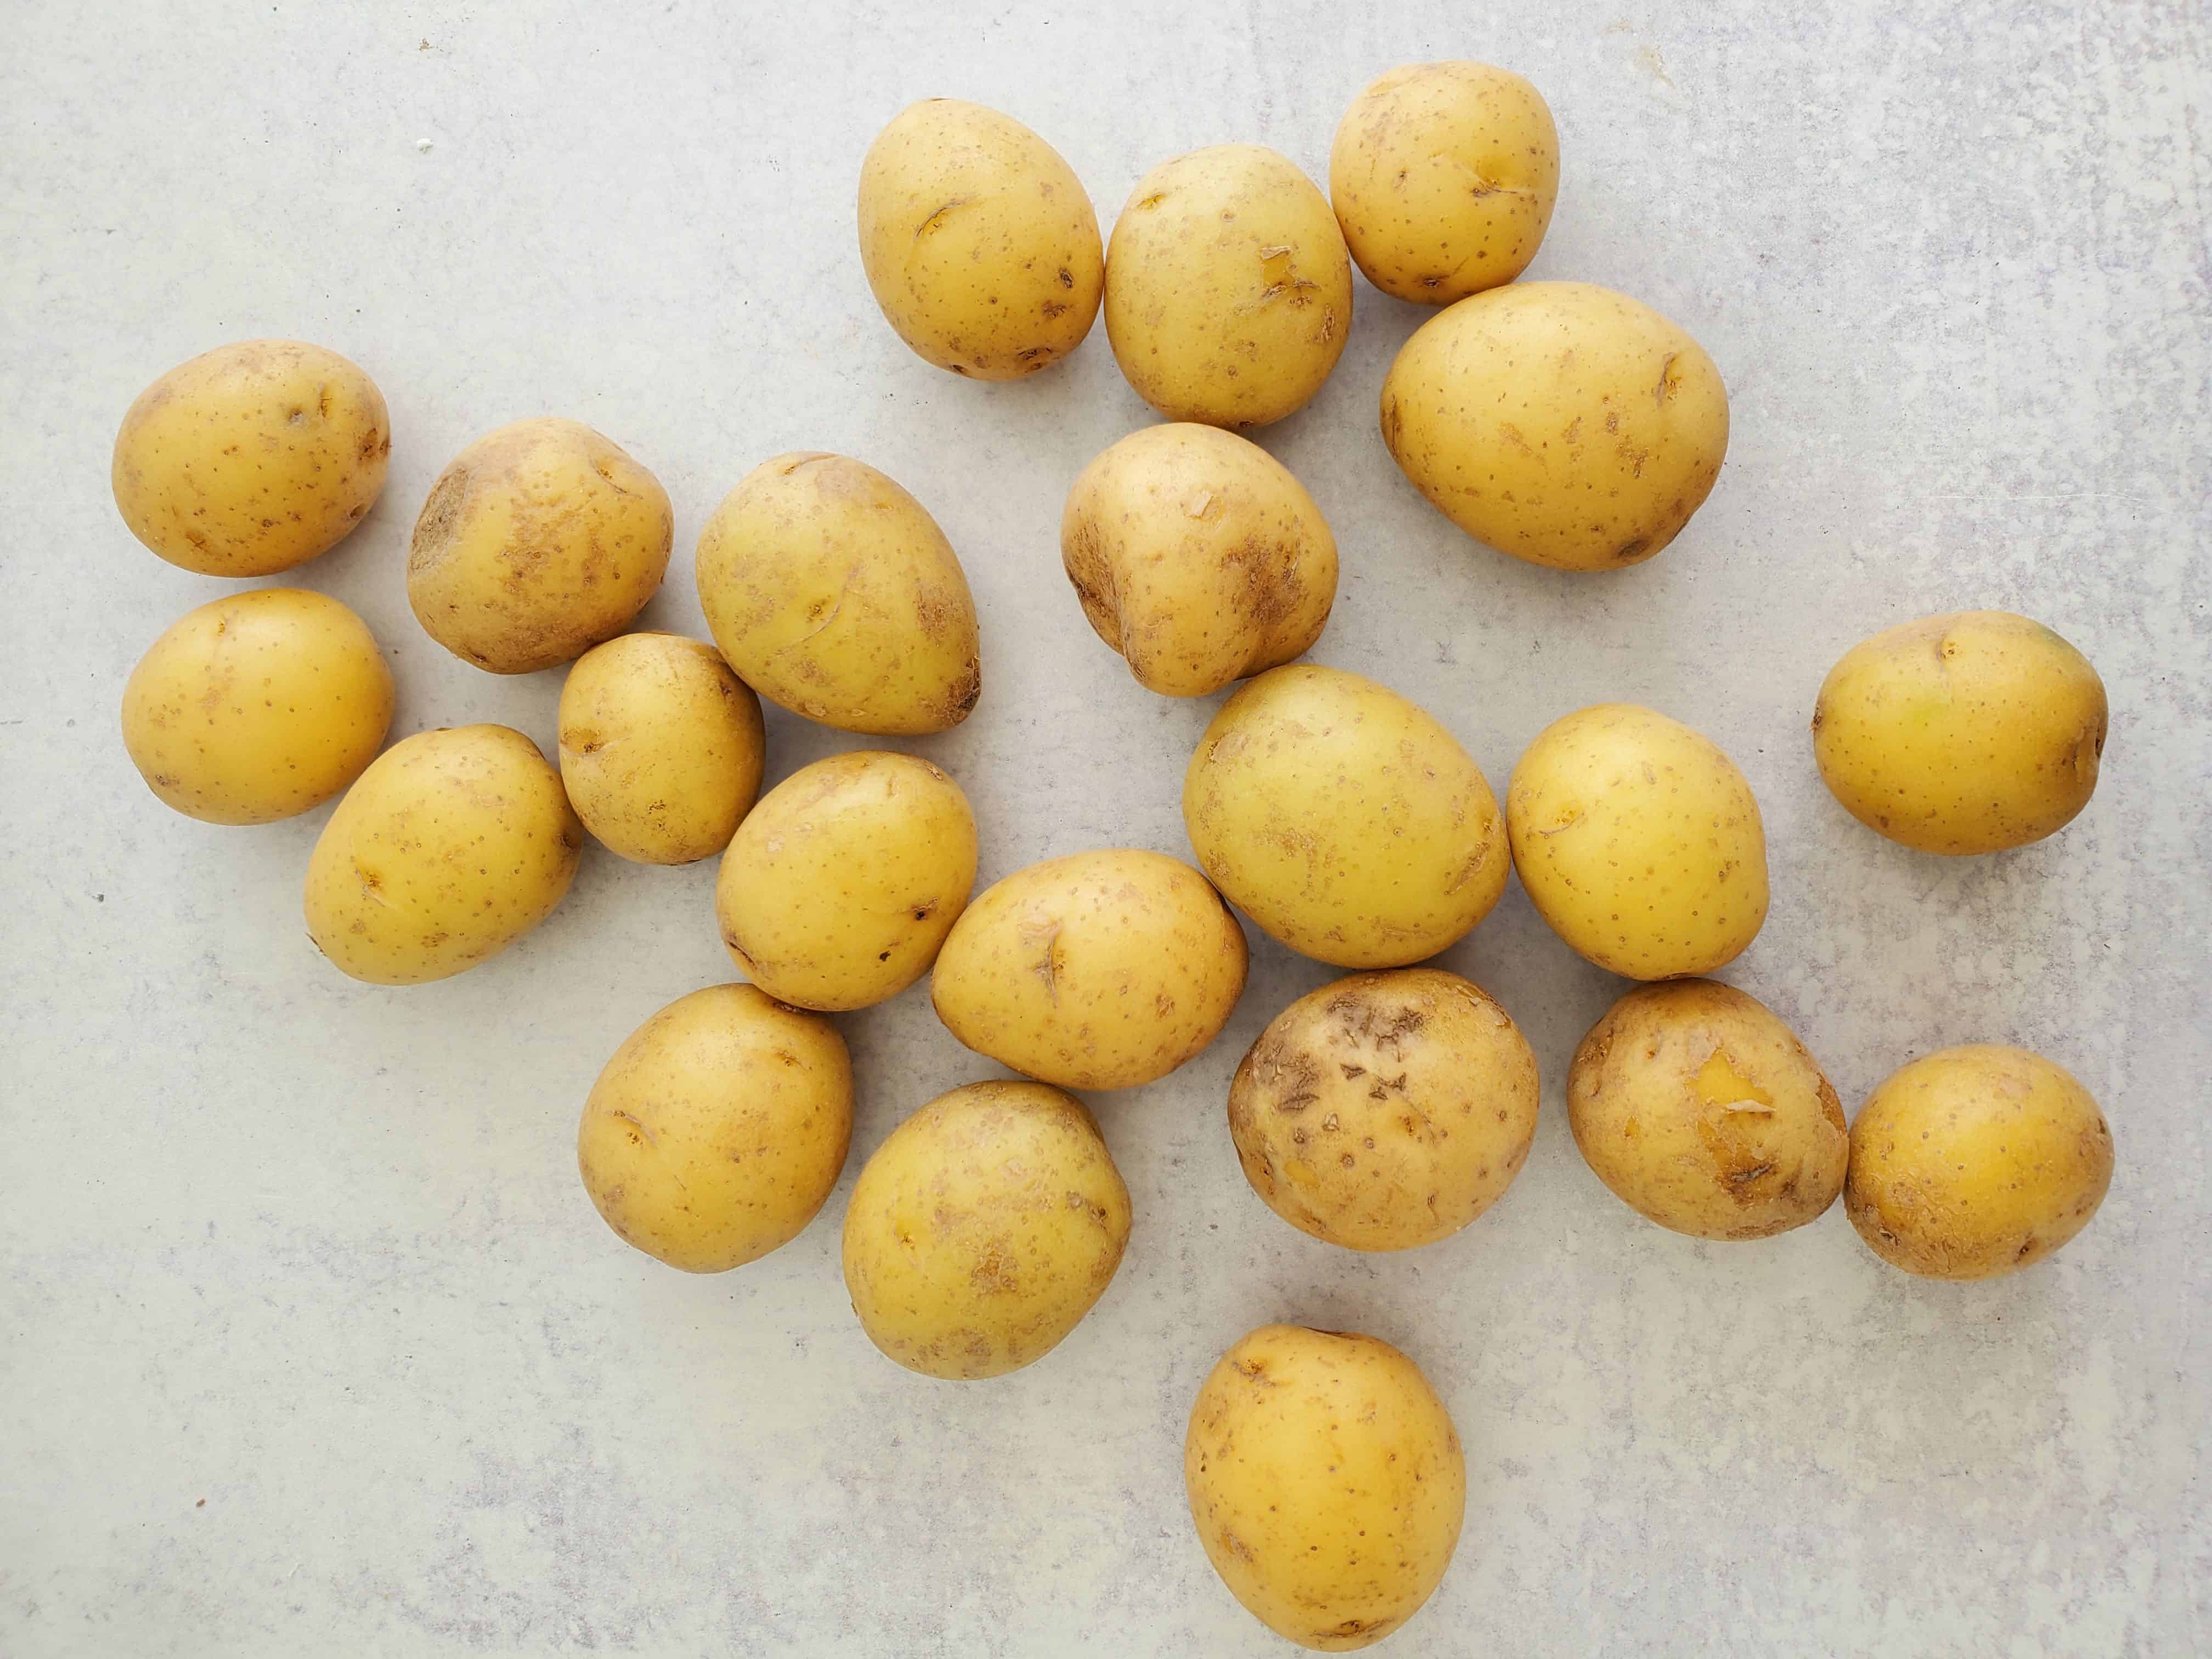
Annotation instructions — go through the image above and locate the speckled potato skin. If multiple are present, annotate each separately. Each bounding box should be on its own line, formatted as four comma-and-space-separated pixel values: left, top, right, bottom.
857, 99, 1104, 380
1507, 704, 1768, 980
1104, 145, 1353, 430
1328, 61, 1560, 304
120, 589, 393, 825
1183, 665, 1508, 969
695, 452, 981, 735
841, 1081, 1131, 1379
407, 418, 673, 675
930, 849, 1248, 1090
1813, 611, 2108, 855
1061, 423, 1338, 696
111, 340, 390, 577
577, 985, 852, 1273
1846, 1045, 2113, 1280
303, 725, 582, 985
1567, 981, 1846, 1240
1380, 281, 1729, 571
1228, 969, 1538, 1251
716, 751, 978, 1012
1186, 1325, 1465, 1651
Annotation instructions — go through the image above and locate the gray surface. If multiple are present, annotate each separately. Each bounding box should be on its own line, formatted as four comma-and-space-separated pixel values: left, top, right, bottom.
3, 1, 2207, 1654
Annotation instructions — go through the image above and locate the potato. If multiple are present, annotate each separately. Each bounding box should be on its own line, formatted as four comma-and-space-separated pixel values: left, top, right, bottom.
930, 849, 1247, 1090
1329, 61, 1559, 304
1186, 1324, 1465, 1651
408, 418, 673, 674
111, 340, 390, 577
716, 751, 978, 1011
857, 99, 1104, 380
1104, 145, 1353, 430
1507, 704, 1768, 980
1060, 423, 1338, 696
695, 453, 981, 734
1228, 969, 1537, 1251
120, 589, 393, 825
1381, 281, 1729, 571
1846, 1045, 2113, 1279
841, 1080, 1130, 1379
303, 725, 582, 985
1567, 981, 1845, 1240
1813, 610, 2108, 855
1183, 665, 1507, 968
575, 984, 851, 1273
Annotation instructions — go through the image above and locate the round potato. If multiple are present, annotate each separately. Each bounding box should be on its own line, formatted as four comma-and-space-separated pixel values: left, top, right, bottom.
842, 1080, 1131, 1379
1813, 610, 2108, 855
930, 849, 1247, 1090
1183, 665, 1507, 968
1228, 969, 1538, 1251
1187, 1324, 1465, 1651
857, 98, 1104, 379
120, 588, 393, 825
1061, 423, 1338, 696
111, 340, 390, 577
1104, 144, 1353, 430
1846, 1045, 2113, 1280
1381, 281, 1729, 571
716, 751, 978, 1011
303, 725, 582, 985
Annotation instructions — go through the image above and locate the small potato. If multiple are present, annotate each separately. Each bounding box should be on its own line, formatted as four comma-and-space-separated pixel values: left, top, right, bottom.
1183, 665, 1507, 969
303, 725, 582, 985
1228, 969, 1538, 1251
857, 99, 1104, 379
408, 418, 673, 674
1061, 423, 1338, 696
930, 849, 1248, 1091
1813, 611, 2108, 855
1567, 981, 1846, 1240
111, 340, 390, 577
695, 453, 981, 735
1187, 1324, 1465, 1651
121, 588, 393, 825
1507, 704, 1768, 980
1846, 1045, 2113, 1280
716, 751, 978, 1011
841, 1080, 1131, 1379
1104, 145, 1353, 430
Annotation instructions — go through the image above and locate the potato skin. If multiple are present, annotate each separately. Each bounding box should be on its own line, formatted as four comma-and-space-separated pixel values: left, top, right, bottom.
1813, 611, 2108, 855
1186, 1324, 1465, 1651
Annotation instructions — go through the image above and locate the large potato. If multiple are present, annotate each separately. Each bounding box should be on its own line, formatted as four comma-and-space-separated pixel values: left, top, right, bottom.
1186, 1324, 1465, 1651
1183, 665, 1507, 968
1381, 281, 1729, 570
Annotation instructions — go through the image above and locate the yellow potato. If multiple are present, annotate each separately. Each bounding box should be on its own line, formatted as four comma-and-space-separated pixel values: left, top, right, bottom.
1061, 423, 1338, 696
1507, 704, 1768, 980
857, 98, 1104, 379
1183, 665, 1507, 968
303, 725, 582, 985
716, 751, 978, 1011
111, 340, 390, 577
408, 418, 673, 674
1104, 144, 1353, 429
1228, 969, 1538, 1251
695, 453, 981, 734
1813, 610, 2108, 855
1381, 281, 1729, 570
1187, 1324, 1465, 1651
120, 588, 393, 825
1846, 1045, 2113, 1279
930, 849, 1248, 1090
841, 1080, 1130, 1379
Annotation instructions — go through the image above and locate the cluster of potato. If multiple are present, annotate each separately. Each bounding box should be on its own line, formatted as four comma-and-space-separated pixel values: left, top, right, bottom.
112, 61, 2117, 1654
